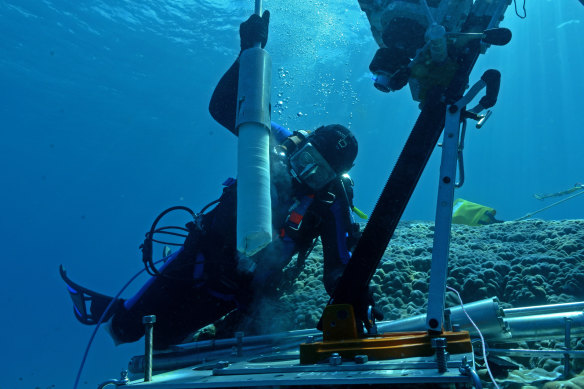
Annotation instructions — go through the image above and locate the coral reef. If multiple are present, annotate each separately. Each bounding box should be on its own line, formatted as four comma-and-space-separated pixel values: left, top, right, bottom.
278, 219, 584, 328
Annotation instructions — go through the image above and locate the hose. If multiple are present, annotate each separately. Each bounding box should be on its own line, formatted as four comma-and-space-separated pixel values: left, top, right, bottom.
73, 259, 165, 389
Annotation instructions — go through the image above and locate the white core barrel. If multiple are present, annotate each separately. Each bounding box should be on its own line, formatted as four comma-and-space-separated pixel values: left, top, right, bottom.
236, 47, 272, 257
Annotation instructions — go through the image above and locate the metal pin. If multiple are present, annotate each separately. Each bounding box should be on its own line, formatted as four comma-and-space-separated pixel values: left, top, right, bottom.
143, 315, 156, 382
235, 331, 244, 357
444, 309, 452, 331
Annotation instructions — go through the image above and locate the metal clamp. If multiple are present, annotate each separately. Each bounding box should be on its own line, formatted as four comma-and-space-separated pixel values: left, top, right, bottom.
97, 370, 129, 389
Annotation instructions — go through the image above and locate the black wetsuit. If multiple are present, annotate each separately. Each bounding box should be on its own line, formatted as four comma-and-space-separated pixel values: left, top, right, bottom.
110, 57, 359, 349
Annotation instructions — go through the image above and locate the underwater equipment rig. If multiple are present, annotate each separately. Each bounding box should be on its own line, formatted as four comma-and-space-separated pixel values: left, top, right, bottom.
99, 298, 584, 388
90, 1, 584, 388
322, 0, 509, 335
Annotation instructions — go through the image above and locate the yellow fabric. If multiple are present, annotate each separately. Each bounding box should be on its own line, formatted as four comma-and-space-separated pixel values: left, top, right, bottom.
452, 198, 498, 226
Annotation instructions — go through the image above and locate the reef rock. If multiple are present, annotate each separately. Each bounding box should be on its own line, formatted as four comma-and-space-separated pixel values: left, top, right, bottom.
278, 219, 584, 330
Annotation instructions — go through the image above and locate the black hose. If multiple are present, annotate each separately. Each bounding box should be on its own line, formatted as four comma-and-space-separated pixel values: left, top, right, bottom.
140, 198, 221, 277
142, 206, 196, 276
469, 367, 483, 388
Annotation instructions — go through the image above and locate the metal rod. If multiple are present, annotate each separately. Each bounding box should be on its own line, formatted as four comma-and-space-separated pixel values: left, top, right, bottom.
420, 0, 436, 24
515, 190, 584, 221
254, 0, 262, 15
504, 301, 584, 317
487, 348, 584, 359
161, 328, 319, 354
128, 343, 294, 375
143, 315, 156, 382
564, 317, 573, 378
453, 80, 486, 109
425, 104, 461, 332
235, 331, 244, 357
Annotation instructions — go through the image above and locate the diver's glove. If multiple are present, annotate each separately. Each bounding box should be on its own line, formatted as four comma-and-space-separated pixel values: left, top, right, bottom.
239, 10, 270, 51
354, 287, 384, 334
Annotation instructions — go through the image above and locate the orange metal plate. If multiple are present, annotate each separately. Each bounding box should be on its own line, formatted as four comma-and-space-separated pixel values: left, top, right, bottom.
300, 331, 473, 365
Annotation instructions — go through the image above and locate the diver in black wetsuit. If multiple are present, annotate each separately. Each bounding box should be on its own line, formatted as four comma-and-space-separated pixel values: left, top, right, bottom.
62, 12, 368, 350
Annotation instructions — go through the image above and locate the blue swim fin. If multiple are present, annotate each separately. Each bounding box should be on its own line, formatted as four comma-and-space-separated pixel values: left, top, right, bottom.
59, 265, 117, 325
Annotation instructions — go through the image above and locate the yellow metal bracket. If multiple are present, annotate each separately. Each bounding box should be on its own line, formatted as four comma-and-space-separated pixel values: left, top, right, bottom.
300, 304, 473, 365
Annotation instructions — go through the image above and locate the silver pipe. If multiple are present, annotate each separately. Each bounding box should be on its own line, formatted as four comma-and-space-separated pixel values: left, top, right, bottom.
128, 343, 290, 375
504, 301, 584, 317
166, 328, 319, 354
378, 297, 509, 340
504, 311, 584, 341
151, 297, 506, 356
487, 348, 584, 359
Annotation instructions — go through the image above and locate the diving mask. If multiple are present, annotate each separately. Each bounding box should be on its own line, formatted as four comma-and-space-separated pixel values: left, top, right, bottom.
289, 142, 337, 191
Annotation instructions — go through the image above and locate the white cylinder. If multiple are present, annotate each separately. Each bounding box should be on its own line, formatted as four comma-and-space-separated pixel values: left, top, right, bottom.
235, 47, 272, 257
236, 123, 272, 256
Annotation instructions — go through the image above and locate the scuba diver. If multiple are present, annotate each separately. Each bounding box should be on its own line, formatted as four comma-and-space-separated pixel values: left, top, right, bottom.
61, 11, 369, 350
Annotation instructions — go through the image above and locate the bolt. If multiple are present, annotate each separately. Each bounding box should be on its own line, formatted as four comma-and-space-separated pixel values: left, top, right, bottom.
459, 356, 470, 375
431, 337, 449, 373
143, 315, 156, 382
354, 355, 368, 364
329, 353, 342, 366
119, 370, 128, 382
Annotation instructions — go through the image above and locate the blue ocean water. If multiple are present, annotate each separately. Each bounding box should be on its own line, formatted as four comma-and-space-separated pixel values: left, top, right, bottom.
0, 1, 582, 388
